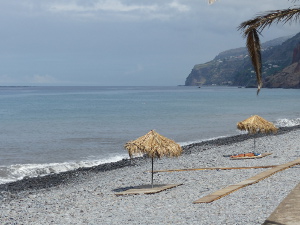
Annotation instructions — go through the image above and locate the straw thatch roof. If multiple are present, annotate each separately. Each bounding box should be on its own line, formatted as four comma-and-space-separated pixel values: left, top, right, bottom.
124, 130, 182, 158
237, 115, 278, 134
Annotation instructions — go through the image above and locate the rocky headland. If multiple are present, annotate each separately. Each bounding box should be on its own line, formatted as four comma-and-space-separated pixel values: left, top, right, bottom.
185, 32, 300, 89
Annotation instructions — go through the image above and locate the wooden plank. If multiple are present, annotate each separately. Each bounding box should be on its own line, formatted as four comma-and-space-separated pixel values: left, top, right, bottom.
115, 184, 182, 196
283, 158, 300, 167
193, 195, 220, 203
209, 185, 243, 196
151, 165, 277, 173
230, 152, 272, 160
194, 185, 247, 204
193, 158, 300, 204
236, 180, 257, 186
263, 182, 300, 225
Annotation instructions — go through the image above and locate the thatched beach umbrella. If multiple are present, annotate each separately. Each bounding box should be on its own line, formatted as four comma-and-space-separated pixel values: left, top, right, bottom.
125, 130, 182, 187
237, 115, 278, 151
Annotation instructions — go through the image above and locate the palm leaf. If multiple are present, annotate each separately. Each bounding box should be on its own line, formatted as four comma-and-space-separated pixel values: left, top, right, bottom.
239, 7, 300, 94
246, 29, 262, 95
239, 8, 300, 34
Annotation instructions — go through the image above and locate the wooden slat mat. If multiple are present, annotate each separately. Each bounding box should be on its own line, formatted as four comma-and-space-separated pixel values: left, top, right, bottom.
193, 158, 300, 204
115, 184, 182, 196
230, 152, 272, 160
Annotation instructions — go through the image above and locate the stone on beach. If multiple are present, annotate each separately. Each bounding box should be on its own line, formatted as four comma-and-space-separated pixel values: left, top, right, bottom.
0, 126, 300, 224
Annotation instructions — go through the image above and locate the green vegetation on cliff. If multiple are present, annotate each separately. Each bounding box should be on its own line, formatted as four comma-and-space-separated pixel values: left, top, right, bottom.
185, 34, 299, 88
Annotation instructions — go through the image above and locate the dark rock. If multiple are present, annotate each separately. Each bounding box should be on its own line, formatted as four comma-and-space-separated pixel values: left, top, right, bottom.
264, 63, 300, 89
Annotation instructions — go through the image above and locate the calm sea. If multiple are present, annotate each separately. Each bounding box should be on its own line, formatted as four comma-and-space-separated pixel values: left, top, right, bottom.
1, 86, 300, 184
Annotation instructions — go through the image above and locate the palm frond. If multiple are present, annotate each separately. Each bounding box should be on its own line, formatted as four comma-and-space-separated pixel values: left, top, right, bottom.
239, 8, 300, 35
239, 7, 300, 94
246, 29, 262, 95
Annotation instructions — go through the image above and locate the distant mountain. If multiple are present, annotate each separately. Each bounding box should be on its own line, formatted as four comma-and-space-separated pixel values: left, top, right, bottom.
185, 33, 300, 88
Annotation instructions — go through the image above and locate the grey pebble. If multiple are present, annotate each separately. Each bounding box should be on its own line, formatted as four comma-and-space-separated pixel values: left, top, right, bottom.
0, 129, 299, 224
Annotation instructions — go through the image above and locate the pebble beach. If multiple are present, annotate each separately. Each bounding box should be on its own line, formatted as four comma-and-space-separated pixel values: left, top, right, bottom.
1, 126, 300, 225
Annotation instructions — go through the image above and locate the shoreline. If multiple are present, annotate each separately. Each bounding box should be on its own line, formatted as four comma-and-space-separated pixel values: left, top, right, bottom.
1, 126, 300, 224
1, 125, 300, 198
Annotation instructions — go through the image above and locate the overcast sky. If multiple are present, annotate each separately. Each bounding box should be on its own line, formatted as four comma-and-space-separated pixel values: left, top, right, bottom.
0, 0, 299, 86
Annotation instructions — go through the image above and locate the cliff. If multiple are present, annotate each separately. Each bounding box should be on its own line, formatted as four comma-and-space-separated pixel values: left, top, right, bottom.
185, 33, 300, 88
264, 42, 300, 88
264, 62, 300, 88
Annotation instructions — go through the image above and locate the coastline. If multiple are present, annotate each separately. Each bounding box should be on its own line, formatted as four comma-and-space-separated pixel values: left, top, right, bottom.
0, 125, 299, 224
1, 125, 299, 198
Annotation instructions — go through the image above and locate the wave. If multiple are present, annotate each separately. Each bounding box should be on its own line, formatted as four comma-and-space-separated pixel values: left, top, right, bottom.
1, 118, 299, 185
0, 154, 129, 185
275, 118, 300, 127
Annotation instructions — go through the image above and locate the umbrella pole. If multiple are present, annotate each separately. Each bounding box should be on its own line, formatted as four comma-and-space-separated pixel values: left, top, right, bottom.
253, 137, 256, 152
151, 157, 154, 188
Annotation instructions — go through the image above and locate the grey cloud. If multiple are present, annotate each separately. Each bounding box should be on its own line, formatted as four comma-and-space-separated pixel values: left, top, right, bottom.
0, 0, 299, 86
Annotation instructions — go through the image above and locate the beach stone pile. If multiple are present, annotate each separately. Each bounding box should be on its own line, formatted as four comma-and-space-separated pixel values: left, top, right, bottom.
0, 127, 300, 224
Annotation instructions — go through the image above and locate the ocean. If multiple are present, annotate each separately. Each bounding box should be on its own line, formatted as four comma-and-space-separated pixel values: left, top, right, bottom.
1, 86, 300, 184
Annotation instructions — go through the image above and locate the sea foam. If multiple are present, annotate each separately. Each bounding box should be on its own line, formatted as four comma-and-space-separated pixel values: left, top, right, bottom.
0, 154, 129, 185
275, 118, 300, 127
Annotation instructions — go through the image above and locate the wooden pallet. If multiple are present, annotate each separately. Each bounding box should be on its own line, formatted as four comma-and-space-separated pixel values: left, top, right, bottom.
115, 184, 182, 195
230, 152, 272, 160
193, 158, 300, 204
